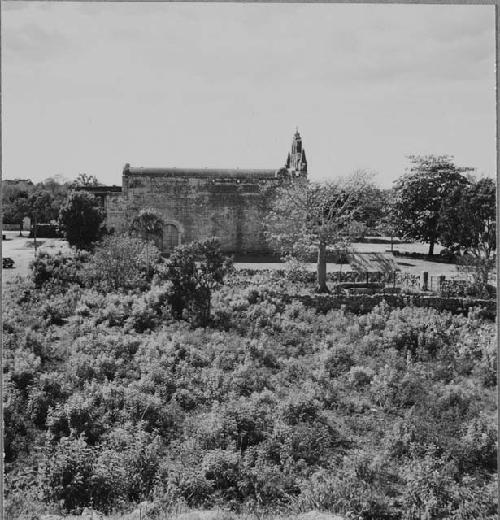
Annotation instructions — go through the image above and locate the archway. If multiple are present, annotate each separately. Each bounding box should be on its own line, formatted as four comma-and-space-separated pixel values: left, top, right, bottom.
164, 223, 180, 252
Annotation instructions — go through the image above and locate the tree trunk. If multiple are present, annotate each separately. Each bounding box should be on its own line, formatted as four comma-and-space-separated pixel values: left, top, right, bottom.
33, 215, 38, 256
19, 222, 23, 237
428, 240, 434, 257
316, 242, 329, 293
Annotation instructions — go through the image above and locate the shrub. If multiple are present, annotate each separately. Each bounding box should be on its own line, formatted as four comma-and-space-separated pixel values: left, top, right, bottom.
30, 251, 89, 289
39, 435, 95, 512
156, 239, 232, 326
84, 234, 161, 292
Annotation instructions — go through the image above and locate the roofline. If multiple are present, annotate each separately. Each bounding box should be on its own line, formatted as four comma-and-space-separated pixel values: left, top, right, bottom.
123, 166, 280, 180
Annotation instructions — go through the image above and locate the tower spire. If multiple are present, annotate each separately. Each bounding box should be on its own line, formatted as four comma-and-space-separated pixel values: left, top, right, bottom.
285, 128, 307, 177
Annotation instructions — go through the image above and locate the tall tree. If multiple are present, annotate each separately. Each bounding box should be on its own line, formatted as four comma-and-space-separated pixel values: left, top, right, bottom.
131, 208, 165, 274
25, 191, 56, 254
393, 155, 472, 256
58, 191, 105, 251
265, 170, 373, 292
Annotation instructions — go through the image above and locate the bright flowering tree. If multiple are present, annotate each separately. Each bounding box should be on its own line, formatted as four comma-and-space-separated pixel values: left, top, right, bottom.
264, 170, 373, 292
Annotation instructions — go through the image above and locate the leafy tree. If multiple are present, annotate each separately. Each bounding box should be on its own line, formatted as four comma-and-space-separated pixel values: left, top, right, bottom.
265, 170, 373, 292
24, 191, 57, 253
393, 155, 472, 255
439, 177, 496, 259
158, 239, 232, 325
131, 208, 164, 274
58, 191, 105, 251
37, 175, 70, 216
71, 173, 101, 188
2, 190, 30, 235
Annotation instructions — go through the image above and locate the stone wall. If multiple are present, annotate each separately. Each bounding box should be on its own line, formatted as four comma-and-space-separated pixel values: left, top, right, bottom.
294, 293, 496, 319
114, 171, 278, 254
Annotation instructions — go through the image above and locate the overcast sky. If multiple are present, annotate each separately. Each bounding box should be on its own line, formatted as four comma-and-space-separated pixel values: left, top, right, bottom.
2, 2, 496, 187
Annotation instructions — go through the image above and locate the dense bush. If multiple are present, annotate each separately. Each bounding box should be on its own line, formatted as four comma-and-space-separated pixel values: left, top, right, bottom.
30, 251, 89, 289
2, 269, 497, 518
84, 234, 161, 292
155, 239, 233, 326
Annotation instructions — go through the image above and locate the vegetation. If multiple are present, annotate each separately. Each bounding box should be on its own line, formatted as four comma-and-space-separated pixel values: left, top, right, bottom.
71, 173, 102, 188
58, 191, 105, 251
155, 238, 233, 326
131, 208, 165, 275
4, 241, 497, 519
2, 176, 70, 233
439, 177, 496, 260
393, 156, 473, 256
264, 171, 373, 292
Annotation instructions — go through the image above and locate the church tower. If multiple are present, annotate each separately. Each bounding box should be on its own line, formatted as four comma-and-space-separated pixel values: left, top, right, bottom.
284, 128, 307, 177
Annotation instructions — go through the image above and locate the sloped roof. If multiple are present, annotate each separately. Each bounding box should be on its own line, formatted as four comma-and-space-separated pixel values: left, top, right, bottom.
124, 166, 278, 180
348, 252, 400, 273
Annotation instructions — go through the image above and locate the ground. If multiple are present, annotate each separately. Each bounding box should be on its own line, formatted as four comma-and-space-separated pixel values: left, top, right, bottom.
1, 231, 456, 287
2, 231, 71, 285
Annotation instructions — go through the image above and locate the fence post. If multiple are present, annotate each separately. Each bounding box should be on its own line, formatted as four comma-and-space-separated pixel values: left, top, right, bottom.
421, 271, 429, 292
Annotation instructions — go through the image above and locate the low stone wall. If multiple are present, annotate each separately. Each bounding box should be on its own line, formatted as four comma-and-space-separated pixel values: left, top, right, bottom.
2, 224, 21, 231
293, 293, 496, 319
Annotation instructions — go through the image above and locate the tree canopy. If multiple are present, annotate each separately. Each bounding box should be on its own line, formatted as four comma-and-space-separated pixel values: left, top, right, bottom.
439, 177, 496, 259
265, 170, 373, 292
393, 155, 472, 255
71, 173, 101, 188
58, 191, 105, 251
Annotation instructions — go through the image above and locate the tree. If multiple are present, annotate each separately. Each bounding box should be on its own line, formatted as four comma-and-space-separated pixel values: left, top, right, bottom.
37, 176, 70, 217
264, 171, 373, 292
393, 155, 472, 256
131, 209, 165, 275
58, 191, 105, 251
439, 177, 496, 291
3, 191, 30, 236
157, 239, 232, 325
439, 177, 496, 259
25, 191, 56, 254
71, 173, 101, 188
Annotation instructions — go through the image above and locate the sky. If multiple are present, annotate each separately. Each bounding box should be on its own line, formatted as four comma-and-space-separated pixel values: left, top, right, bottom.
2, 2, 496, 187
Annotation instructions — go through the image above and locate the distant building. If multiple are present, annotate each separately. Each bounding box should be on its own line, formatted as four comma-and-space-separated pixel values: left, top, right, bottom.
82, 130, 307, 254
2, 179, 34, 189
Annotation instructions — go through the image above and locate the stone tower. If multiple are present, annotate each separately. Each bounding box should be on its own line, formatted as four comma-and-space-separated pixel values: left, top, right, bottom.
285, 129, 307, 177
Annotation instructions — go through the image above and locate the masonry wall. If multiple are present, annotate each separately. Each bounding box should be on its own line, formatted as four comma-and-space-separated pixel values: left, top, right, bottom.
107, 172, 278, 254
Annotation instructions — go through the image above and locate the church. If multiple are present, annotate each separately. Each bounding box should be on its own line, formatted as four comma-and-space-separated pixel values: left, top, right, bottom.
88, 130, 307, 254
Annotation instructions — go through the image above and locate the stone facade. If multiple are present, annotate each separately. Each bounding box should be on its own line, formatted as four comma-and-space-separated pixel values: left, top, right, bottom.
90, 130, 308, 254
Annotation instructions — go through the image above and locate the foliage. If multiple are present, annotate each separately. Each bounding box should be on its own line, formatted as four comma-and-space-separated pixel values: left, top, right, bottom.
265, 171, 373, 292
71, 173, 101, 188
393, 155, 472, 255
2, 270, 497, 518
131, 208, 165, 273
30, 251, 89, 289
58, 191, 105, 250
83, 233, 161, 292
439, 177, 496, 259
156, 239, 233, 326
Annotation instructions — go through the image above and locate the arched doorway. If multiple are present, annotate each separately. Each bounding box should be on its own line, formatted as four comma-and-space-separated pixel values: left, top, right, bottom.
164, 223, 180, 252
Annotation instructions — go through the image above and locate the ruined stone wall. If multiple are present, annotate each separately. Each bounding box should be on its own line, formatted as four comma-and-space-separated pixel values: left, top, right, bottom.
107, 172, 278, 254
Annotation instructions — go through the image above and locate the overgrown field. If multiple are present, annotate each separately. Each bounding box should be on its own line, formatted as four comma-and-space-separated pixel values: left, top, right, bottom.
3, 258, 497, 519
